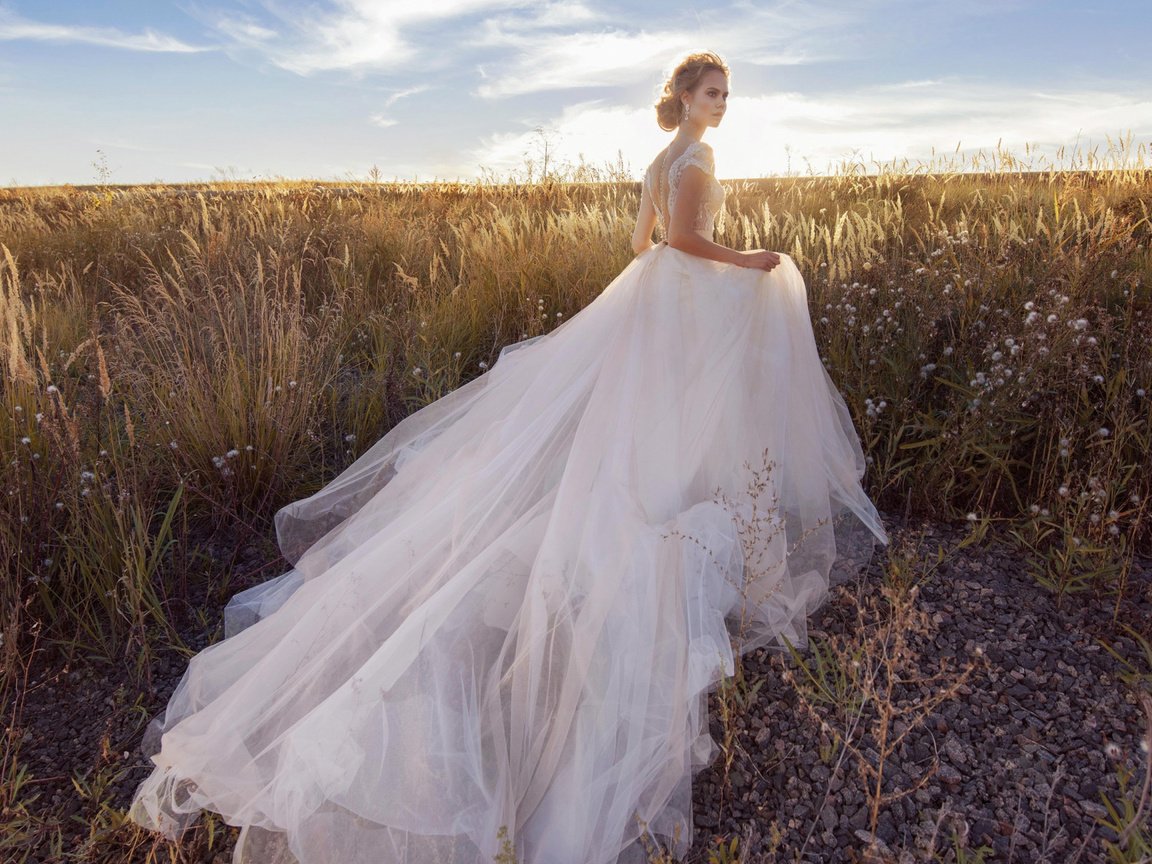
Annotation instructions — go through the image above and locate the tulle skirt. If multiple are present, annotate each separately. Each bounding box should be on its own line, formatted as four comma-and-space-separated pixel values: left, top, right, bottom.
127, 242, 888, 864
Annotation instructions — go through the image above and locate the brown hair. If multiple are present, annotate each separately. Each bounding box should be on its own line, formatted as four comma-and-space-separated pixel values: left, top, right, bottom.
654, 51, 730, 132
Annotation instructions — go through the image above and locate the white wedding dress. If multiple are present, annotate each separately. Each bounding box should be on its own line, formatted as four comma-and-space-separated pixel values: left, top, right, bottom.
128, 139, 888, 864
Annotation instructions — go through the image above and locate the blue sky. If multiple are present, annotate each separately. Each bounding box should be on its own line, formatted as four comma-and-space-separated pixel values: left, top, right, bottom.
1, 0, 1149, 186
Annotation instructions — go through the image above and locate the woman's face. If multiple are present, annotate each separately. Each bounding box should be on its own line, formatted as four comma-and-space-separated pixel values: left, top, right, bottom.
683, 69, 729, 128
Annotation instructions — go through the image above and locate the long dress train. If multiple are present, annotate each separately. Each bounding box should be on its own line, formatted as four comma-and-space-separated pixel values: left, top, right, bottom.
127, 138, 889, 864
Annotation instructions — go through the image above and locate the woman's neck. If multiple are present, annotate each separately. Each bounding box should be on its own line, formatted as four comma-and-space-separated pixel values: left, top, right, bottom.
672, 125, 705, 147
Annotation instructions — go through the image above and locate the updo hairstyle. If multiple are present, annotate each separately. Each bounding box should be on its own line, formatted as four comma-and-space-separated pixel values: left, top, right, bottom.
654, 51, 730, 132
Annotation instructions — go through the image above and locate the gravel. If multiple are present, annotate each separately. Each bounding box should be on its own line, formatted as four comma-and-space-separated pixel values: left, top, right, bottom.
11, 515, 1152, 863
684, 515, 1152, 863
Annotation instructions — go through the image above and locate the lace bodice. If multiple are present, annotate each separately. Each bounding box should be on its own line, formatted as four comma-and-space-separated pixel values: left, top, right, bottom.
643, 140, 726, 240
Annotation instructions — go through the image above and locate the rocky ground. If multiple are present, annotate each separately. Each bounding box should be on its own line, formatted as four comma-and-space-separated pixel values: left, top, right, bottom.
687, 516, 1152, 863
10, 515, 1152, 863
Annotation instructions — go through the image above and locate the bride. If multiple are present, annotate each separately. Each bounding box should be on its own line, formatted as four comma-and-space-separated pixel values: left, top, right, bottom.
128, 50, 888, 864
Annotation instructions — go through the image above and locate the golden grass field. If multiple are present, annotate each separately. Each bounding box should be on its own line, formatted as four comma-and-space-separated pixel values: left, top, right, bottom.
1, 137, 1150, 861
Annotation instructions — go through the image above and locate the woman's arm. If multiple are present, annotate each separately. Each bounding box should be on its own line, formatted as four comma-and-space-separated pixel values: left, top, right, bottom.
666, 165, 745, 265
631, 180, 658, 255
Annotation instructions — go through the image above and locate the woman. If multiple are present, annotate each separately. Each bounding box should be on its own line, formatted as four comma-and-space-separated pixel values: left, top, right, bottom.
128, 50, 888, 864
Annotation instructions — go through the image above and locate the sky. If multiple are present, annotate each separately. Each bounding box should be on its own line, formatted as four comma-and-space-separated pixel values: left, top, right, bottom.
1, 0, 1150, 187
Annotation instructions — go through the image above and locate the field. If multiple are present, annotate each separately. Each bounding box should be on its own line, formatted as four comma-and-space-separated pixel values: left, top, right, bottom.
1, 139, 1151, 862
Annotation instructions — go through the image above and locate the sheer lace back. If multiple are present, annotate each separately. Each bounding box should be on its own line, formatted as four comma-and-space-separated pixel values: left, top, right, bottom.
644, 140, 726, 240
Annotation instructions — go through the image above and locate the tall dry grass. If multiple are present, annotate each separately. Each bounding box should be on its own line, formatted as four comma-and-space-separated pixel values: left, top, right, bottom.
1, 136, 1149, 669
0, 133, 1150, 863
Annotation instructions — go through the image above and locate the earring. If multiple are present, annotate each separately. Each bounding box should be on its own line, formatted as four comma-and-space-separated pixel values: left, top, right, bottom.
681, 102, 689, 122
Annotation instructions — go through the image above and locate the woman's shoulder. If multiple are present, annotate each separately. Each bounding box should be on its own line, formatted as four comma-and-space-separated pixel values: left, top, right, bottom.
650, 140, 715, 179
683, 139, 715, 167
681, 140, 715, 175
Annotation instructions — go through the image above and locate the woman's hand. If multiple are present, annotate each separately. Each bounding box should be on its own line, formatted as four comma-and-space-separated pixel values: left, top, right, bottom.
737, 249, 782, 272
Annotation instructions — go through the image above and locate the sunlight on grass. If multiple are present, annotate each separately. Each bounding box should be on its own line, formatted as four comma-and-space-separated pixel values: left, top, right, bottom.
0, 134, 1149, 861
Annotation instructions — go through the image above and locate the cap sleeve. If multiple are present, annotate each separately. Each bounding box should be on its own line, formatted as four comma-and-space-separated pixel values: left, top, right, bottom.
668, 141, 715, 194
681, 141, 715, 177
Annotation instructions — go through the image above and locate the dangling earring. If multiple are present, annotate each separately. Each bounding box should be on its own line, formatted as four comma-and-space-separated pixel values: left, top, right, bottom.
681, 101, 689, 123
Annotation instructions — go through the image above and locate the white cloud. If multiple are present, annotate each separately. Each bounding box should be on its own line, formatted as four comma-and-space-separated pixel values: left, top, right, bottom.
468, 79, 1152, 181
385, 84, 433, 108
0, 10, 212, 53
472, 0, 600, 34
472, 30, 687, 99
212, 14, 280, 44
766, 80, 1152, 176
203, 0, 533, 75
203, 0, 845, 83
369, 84, 434, 127
467, 2, 868, 100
